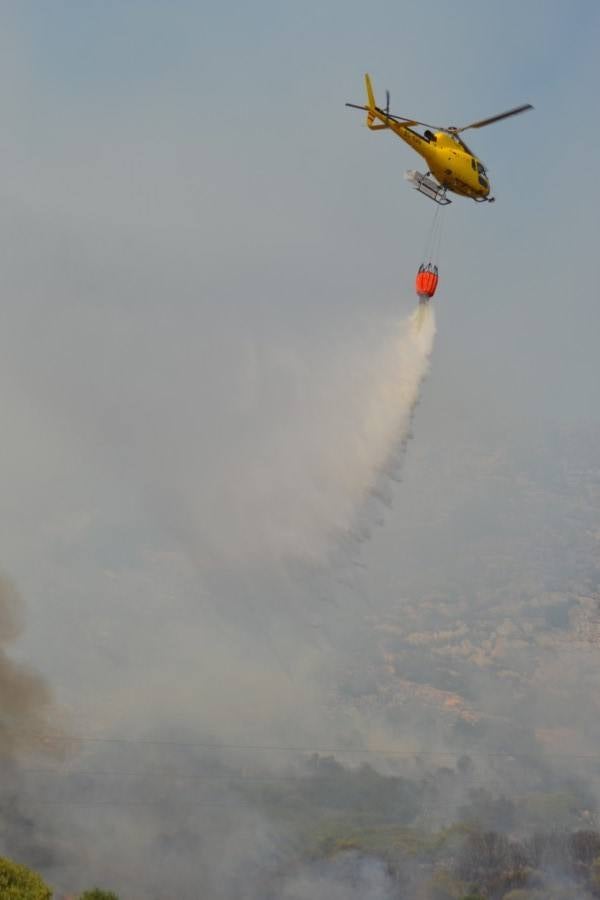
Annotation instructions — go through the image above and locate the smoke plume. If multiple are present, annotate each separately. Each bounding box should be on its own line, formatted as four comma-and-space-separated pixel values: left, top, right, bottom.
0, 574, 68, 869
0, 575, 59, 761
0, 299, 439, 896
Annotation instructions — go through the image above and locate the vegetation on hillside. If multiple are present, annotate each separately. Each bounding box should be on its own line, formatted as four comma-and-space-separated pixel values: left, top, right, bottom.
0, 858, 120, 900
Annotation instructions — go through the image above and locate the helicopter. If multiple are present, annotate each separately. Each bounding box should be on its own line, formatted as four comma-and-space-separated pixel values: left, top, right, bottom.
346, 74, 533, 205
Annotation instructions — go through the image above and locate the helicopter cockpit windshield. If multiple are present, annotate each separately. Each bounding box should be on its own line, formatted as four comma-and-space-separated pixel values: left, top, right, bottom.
475, 160, 489, 187
470, 156, 489, 187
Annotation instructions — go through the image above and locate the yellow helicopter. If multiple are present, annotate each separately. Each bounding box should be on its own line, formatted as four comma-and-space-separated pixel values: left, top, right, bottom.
346, 74, 533, 205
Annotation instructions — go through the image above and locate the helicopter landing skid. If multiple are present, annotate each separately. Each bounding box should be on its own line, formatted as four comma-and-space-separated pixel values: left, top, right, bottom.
404, 170, 452, 206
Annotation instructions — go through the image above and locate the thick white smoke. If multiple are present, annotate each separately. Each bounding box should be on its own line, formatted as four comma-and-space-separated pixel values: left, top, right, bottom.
179, 301, 437, 566
3, 274, 436, 573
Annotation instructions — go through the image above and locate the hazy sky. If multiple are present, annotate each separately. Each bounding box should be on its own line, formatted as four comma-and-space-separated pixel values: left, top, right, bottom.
0, 0, 598, 734
2, 5, 600, 896
2, 0, 598, 411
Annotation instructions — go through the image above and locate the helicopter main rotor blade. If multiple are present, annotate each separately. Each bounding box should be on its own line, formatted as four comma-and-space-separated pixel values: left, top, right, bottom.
345, 103, 440, 129
383, 112, 441, 128
452, 104, 533, 133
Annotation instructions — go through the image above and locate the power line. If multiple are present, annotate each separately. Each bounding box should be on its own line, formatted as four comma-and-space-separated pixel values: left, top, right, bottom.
7, 729, 600, 762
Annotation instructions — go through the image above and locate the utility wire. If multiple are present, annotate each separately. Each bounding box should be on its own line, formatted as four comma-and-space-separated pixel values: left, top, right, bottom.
6, 730, 600, 761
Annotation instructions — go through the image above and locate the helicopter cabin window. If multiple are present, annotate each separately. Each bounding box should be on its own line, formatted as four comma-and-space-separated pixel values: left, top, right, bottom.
476, 161, 486, 176
471, 158, 476, 170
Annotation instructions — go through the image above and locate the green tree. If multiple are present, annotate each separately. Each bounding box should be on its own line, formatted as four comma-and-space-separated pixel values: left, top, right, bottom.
80, 891, 120, 900
0, 857, 51, 900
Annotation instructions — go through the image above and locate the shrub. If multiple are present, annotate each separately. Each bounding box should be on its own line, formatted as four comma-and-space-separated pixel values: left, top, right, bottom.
0, 857, 52, 900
